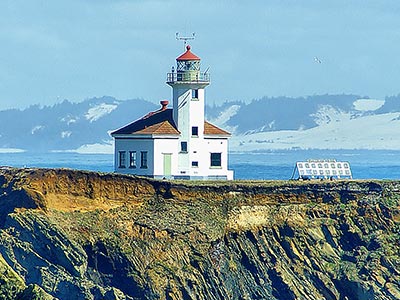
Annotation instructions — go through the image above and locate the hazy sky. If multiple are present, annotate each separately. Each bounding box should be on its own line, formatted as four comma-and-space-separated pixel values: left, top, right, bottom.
1, 0, 400, 110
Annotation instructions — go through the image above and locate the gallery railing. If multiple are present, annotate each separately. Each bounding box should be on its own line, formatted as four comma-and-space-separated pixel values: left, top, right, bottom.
166, 72, 210, 83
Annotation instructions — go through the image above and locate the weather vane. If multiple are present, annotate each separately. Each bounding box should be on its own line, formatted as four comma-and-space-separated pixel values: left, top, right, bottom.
176, 32, 195, 50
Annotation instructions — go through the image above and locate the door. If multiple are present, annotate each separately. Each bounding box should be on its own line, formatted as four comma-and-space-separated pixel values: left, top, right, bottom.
163, 153, 172, 177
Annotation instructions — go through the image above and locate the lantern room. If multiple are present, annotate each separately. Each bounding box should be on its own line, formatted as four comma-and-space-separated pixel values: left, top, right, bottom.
167, 45, 209, 84
176, 45, 200, 71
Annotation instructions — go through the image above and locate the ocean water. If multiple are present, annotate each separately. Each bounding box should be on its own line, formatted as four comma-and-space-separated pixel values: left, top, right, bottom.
0, 150, 399, 180
230, 150, 400, 180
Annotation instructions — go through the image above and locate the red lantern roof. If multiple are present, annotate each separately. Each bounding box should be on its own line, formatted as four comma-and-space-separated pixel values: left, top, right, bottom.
176, 45, 201, 61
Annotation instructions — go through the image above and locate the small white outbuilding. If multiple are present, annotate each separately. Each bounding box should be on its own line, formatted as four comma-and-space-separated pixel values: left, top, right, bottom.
111, 45, 234, 180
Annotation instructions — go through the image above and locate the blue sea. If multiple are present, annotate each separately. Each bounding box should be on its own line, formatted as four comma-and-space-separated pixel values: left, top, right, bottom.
0, 150, 399, 180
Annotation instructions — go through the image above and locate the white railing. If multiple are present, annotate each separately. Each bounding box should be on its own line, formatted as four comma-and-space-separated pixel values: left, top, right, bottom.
166, 72, 210, 83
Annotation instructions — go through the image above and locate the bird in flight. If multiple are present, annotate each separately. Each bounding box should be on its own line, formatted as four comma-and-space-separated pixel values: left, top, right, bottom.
314, 57, 322, 64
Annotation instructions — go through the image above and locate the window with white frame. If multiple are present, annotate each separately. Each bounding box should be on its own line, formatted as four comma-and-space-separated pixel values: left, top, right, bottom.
181, 141, 188, 152
129, 151, 136, 168
119, 151, 126, 168
210, 153, 222, 167
140, 151, 148, 168
191, 126, 198, 137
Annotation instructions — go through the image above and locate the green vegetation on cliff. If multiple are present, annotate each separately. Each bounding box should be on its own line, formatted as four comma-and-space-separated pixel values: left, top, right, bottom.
0, 167, 399, 299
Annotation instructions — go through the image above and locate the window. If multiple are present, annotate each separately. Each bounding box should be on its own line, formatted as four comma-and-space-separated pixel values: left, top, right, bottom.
118, 151, 126, 168
129, 151, 136, 168
191, 126, 198, 137
181, 141, 188, 152
185, 61, 192, 70
210, 153, 222, 167
192, 89, 199, 99
192, 161, 199, 167
140, 151, 148, 168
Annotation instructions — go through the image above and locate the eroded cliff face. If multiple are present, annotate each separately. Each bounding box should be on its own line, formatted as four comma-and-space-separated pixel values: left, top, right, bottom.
0, 167, 399, 300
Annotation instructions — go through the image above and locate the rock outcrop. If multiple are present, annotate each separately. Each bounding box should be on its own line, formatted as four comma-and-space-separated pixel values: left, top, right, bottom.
0, 167, 399, 299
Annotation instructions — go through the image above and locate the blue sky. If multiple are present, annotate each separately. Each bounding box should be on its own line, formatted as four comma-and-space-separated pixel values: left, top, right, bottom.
0, 0, 400, 109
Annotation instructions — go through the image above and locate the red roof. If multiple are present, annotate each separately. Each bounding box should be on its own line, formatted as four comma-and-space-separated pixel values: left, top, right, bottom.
111, 108, 179, 136
176, 45, 200, 61
134, 121, 180, 135
204, 121, 231, 136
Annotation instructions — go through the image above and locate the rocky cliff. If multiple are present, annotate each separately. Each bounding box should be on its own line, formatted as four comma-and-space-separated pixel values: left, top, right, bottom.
0, 167, 399, 299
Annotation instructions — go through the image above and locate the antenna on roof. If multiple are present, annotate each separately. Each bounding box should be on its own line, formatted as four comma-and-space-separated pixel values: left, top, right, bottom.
176, 32, 195, 50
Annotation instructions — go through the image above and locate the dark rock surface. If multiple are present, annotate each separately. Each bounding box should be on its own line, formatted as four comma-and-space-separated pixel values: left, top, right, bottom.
0, 167, 399, 299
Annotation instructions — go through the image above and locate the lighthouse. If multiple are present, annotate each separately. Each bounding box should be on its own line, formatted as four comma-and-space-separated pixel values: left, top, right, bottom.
167, 45, 210, 176
111, 44, 233, 180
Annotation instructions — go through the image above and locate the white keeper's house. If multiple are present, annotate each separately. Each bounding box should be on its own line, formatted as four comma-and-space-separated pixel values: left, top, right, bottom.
110, 45, 234, 180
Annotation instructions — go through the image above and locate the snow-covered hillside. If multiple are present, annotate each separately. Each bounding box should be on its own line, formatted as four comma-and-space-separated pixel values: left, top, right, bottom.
353, 99, 385, 111
1, 94, 400, 153
210, 95, 400, 151
0, 96, 158, 153
85, 103, 118, 123
230, 112, 400, 151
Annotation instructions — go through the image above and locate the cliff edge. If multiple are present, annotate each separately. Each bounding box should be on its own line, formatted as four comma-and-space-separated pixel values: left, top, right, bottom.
0, 167, 399, 299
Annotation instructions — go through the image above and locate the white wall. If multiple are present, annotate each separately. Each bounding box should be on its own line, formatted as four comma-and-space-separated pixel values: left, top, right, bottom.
172, 86, 207, 175
114, 137, 181, 178
172, 87, 190, 131
114, 138, 154, 176
153, 138, 179, 177
188, 88, 205, 176
198, 138, 230, 177
189, 89, 205, 139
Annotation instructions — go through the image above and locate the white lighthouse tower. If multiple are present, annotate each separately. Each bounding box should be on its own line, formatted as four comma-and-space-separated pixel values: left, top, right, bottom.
166, 45, 233, 179
167, 45, 209, 176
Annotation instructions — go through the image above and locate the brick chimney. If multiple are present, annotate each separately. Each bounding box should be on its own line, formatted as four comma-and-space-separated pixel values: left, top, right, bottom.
160, 100, 169, 111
